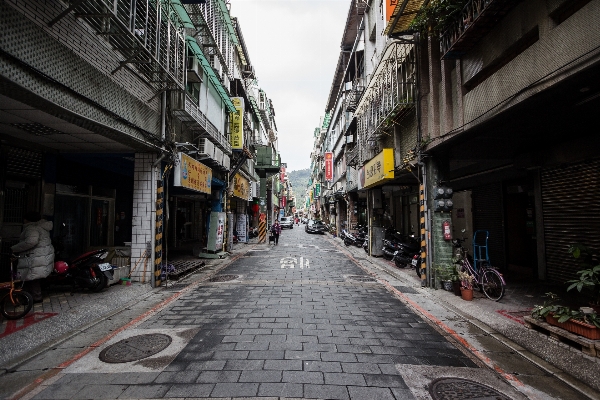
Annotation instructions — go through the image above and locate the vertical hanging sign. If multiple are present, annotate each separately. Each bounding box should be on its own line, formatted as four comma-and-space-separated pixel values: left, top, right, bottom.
230, 97, 244, 150
324, 152, 333, 181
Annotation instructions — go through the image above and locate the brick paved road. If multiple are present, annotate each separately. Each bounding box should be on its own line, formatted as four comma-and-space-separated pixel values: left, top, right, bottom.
27, 227, 484, 400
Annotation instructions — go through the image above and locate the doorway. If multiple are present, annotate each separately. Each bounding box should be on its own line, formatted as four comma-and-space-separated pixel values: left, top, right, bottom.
505, 182, 537, 279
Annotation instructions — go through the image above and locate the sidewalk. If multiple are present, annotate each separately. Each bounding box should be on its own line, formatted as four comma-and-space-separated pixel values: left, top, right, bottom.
328, 235, 600, 396
0, 242, 255, 398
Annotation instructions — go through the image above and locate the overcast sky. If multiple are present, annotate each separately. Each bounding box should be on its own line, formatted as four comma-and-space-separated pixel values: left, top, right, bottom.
229, 0, 350, 172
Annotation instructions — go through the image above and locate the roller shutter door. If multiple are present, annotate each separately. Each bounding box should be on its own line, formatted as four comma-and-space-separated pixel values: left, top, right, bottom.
472, 183, 506, 270
541, 159, 600, 283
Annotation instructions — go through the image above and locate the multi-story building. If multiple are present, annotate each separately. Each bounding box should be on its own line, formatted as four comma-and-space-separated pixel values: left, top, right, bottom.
312, 0, 600, 286
0, 0, 283, 284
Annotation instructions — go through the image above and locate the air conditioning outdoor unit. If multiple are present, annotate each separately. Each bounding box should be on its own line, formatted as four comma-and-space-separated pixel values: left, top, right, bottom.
222, 154, 230, 170
213, 147, 223, 166
187, 56, 202, 83
197, 138, 214, 159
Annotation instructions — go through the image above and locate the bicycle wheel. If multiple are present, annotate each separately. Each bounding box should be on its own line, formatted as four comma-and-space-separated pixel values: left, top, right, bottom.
481, 269, 505, 301
1, 290, 33, 320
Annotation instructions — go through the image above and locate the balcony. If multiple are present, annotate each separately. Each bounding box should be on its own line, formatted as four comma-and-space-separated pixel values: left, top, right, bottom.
171, 91, 232, 154
355, 42, 416, 143
48, 0, 186, 90
254, 145, 280, 177
440, 0, 522, 59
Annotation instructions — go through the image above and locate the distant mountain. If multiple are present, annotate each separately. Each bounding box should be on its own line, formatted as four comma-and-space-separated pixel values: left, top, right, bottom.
287, 168, 310, 206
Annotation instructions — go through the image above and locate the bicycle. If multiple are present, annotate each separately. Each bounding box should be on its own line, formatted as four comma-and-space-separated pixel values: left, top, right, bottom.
452, 236, 506, 301
0, 253, 34, 320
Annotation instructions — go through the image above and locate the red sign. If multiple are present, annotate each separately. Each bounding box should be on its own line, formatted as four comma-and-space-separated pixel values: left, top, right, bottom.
325, 152, 333, 181
280, 166, 286, 182
281, 196, 286, 209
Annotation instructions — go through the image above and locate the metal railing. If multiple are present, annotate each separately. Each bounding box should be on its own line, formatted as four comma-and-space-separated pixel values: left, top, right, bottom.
50, 0, 187, 89
440, 0, 519, 59
356, 43, 416, 144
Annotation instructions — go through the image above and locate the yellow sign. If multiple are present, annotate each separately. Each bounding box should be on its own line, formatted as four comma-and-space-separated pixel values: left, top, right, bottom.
360, 148, 394, 189
232, 173, 250, 200
230, 97, 244, 150
174, 153, 212, 194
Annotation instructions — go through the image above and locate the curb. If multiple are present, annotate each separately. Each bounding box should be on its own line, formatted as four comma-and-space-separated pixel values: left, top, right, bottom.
325, 234, 600, 400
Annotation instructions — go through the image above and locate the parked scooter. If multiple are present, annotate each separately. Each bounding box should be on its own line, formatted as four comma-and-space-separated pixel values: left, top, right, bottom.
50, 223, 113, 293
344, 225, 367, 247
248, 226, 259, 239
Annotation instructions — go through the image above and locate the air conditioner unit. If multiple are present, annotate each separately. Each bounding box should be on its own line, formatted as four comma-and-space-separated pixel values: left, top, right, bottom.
258, 92, 266, 110
197, 138, 214, 159
187, 56, 202, 83
222, 154, 230, 170
344, 81, 352, 91
213, 147, 223, 165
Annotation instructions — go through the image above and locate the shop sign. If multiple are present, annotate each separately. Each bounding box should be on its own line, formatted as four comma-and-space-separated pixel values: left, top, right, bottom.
174, 152, 212, 194
230, 97, 244, 150
232, 173, 250, 199
207, 211, 225, 252
281, 196, 286, 209
385, 0, 397, 22
358, 148, 394, 190
280, 165, 286, 182
236, 214, 247, 243
315, 183, 321, 197
324, 152, 333, 181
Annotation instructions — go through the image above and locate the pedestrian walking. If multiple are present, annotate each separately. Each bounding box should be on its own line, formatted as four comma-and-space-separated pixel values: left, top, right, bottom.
271, 221, 282, 245
11, 211, 54, 303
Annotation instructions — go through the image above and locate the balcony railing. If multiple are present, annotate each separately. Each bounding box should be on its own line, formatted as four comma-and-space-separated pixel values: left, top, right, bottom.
440, 0, 522, 59
171, 91, 232, 154
48, 0, 186, 90
356, 42, 416, 143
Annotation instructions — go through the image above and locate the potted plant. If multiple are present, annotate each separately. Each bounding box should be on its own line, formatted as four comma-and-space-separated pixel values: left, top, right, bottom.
458, 270, 474, 301
434, 264, 454, 291
565, 244, 600, 312
451, 265, 462, 296
531, 293, 600, 340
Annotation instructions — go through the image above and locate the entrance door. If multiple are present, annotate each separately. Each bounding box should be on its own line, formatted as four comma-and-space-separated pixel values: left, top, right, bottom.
505, 183, 537, 279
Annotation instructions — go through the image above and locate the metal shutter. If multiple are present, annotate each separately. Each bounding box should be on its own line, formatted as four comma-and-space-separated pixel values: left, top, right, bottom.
472, 183, 506, 270
5, 146, 42, 179
541, 159, 600, 283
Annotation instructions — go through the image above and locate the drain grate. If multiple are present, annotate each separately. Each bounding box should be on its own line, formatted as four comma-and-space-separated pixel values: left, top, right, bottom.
347, 275, 376, 283
429, 378, 512, 400
99, 334, 172, 363
209, 274, 239, 282
394, 285, 420, 294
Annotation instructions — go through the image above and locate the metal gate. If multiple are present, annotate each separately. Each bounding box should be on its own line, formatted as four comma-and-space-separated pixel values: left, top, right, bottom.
541, 159, 600, 283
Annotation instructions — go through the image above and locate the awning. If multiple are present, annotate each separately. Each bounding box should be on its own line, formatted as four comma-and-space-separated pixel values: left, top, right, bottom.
170, 0, 195, 29
384, 0, 429, 36
216, 0, 239, 46
186, 36, 236, 113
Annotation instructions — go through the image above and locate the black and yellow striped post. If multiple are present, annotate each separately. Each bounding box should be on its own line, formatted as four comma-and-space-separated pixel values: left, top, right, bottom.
154, 180, 164, 287
258, 213, 267, 243
419, 184, 427, 287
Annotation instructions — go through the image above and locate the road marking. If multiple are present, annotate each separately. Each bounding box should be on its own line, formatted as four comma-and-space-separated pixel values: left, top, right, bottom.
280, 257, 310, 269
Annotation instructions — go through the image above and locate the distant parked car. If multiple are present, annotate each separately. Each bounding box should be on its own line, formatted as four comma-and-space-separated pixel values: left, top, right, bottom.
280, 217, 294, 229
305, 219, 327, 234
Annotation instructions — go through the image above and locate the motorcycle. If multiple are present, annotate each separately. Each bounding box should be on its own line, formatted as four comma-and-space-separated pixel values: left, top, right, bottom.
344, 225, 367, 248
248, 226, 259, 239
52, 249, 113, 293
50, 223, 113, 292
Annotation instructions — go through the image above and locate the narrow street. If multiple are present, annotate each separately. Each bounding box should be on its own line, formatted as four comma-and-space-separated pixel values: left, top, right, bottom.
1, 227, 594, 400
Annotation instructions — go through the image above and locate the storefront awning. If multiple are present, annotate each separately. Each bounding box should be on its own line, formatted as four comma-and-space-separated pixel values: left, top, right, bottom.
170, 0, 195, 29
186, 36, 236, 113
384, 0, 429, 36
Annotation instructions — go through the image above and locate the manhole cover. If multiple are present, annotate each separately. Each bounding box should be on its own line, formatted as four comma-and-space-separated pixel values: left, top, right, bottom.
99, 334, 172, 363
209, 274, 239, 282
347, 275, 376, 282
430, 378, 512, 400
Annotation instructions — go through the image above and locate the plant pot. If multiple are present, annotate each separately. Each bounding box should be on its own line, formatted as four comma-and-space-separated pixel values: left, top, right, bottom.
460, 288, 473, 301
545, 314, 600, 340
443, 280, 453, 291
452, 280, 462, 296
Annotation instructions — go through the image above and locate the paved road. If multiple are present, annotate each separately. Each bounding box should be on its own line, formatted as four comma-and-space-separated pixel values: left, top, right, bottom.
4, 225, 595, 399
